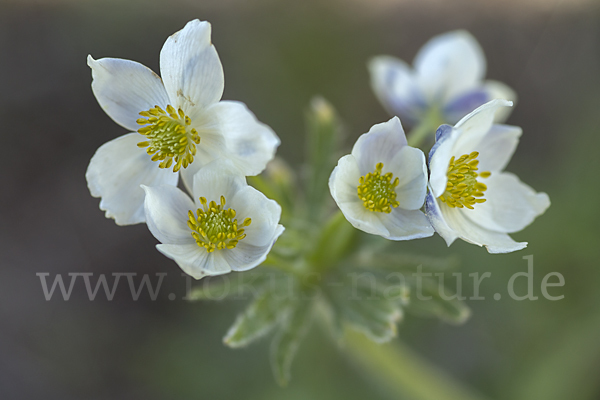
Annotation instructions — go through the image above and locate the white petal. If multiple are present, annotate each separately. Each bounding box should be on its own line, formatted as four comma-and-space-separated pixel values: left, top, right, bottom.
452, 99, 513, 156
159, 20, 224, 116
204, 100, 280, 176
430, 101, 515, 198
141, 185, 196, 244
88, 56, 170, 132
425, 191, 459, 247
386, 145, 428, 210
368, 56, 424, 124
414, 31, 486, 103
378, 208, 434, 241
351, 117, 408, 174
440, 203, 527, 253
329, 155, 389, 237
481, 80, 517, 123
191, 159, 247, 205
476, 124, 522, 172
222, 225, 285, 272
229, 186, 283, 247
178, 108, 227, 192
465, 172, 550, 233
157, 243, 231, 279
86, 133, 178, 225
180, 163, 203, 194
428, 127, 459, 198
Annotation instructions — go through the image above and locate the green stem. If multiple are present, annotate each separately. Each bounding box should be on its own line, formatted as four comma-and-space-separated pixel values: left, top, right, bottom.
407, 108, 444, 148
309, 210, 357, 273
345, 330, 491, 400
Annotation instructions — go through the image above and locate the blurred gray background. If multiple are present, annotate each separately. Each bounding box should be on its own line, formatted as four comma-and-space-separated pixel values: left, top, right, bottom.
1, 0, 600, 399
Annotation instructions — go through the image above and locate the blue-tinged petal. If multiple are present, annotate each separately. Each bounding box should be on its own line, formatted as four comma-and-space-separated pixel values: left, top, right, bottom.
428, 126, 459, 198
442, 89, 489, 124
414, 31, 486, 104
86, 133, 178, 225
443, 82, 516, 125
368, 56, 426, 125
429, 101, 516, 198
429, 124, 453, 159
424, 191, 458, 247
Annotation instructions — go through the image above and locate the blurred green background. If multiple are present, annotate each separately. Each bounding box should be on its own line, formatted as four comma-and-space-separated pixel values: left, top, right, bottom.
1, 0, 599, 398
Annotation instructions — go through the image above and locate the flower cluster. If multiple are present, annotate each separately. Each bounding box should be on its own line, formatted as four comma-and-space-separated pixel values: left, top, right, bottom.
330, 99, 549, 253
86, 20, 283, 277
86, 19, 550, 276
85, 20, 551, 384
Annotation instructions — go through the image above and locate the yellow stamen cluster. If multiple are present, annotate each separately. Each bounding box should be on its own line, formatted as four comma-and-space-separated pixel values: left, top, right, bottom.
136, 105, 201, 172
439, 151, 491, 209
357, 162, 400, 213
187, 196, 252, 253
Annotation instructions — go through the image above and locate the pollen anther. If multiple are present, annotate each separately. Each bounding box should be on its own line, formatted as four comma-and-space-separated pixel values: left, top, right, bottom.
136, 105, 201, 172
357, 162, 400, 213
439, 151, 491, 209
188, 196, 251, 253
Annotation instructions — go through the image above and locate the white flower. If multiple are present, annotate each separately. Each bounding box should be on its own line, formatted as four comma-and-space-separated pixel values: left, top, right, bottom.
86, 19, 280, 225
369, 31, 515, 127
329, 117, 434, 240
142, 160, 284, 279
425, 99, 550, 253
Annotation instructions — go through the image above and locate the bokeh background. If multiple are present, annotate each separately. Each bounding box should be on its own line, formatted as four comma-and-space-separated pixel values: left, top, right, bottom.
1, 0, 600, 398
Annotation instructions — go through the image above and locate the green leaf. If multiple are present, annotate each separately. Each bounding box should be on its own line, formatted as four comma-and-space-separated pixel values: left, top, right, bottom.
270, 300, 313, 386
324, 272, 404, 343
223, 289, 288, 348
404, 277, 471, 324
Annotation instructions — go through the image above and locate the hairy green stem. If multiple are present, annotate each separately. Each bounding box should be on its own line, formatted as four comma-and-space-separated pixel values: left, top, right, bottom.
345, 330, 491, 400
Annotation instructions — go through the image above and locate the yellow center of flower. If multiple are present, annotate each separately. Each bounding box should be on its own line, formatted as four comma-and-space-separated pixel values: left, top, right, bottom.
357, 162, 400, 213
136, 105, 201, 172
439, 151, 491, 209
187, 196, 252, 253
